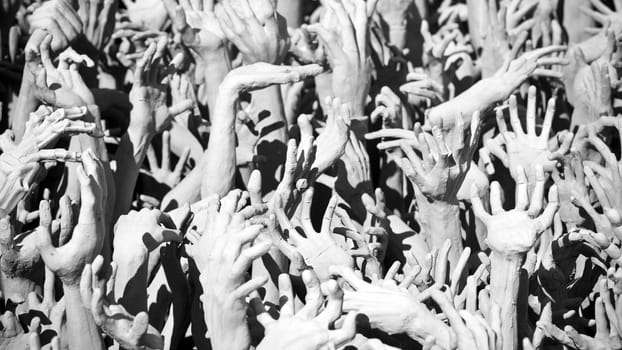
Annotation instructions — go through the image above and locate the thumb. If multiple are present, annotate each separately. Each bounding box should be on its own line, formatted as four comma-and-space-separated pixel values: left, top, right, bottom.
34, 69, 56, 105
35, 200, 55, 255
129, 312, 150, 340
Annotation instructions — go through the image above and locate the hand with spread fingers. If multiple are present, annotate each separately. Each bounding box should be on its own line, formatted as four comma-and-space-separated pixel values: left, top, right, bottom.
144, 131, 190, 188
275, 188, 354, 280
253, 271, 357, 350
5, 1, 622, 349
307, 0, 377, 118
185, 190, 271, 350
129, 38, 193, 136
471, 166, 558, 349
164, 0, 226, 57
482, 86, 571, 183
330, 265, 454, 349
80, 256, 164, 350
399, 112, 480, 203
215, 0, 289, 64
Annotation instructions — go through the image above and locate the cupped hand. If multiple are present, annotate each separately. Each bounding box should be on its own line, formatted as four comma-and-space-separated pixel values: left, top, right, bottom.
35, 150, 106, 286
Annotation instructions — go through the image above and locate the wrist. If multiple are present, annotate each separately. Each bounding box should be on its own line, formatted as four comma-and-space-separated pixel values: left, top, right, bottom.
416, 196, 463, 257
201, 47, 231, 66
417, 199, 461, 232
128, 106, 156, 138
489, 250, 523, 348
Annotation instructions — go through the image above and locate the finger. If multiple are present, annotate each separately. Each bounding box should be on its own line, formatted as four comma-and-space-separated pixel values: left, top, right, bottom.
526, 86, 537, 136
250, 294, 275, 327
146, 145, 158, 170
278, 273, 295, 317
129, 312, 150, 339
328, 265, 369, 291
514, 166, 529, 210
299, 269, 323, 319
232, 239, 272, 275
173, 147, 191, 178
315, 279, 343, 326
528, 165, 545, 216
301, 187, 316, 235
320, 195, 338, 235
508, 95, 524, 135
535, 185, 558, 233
233, 275, 269, 299
471, 184, 491, 222
490, 181, 504, 214
540, 97, 556, 140
328, 311, 357, 346
162, 130, 171, 170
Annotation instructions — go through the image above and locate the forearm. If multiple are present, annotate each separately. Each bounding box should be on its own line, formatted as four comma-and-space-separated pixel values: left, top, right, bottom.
12, 77, 38, 142
201, 49, 232, 114
489, 251, 523, 350
201, 94, 237, 198
112, 248, 149, 314
63, 285, 106, 350
250, 85, 288, 192
161, 165, 203, 210
113, 126, 153, 219
416, 193, 463, 268
427, 77, 508, 129
157, 261, 191, 350
466, 0, 486, 51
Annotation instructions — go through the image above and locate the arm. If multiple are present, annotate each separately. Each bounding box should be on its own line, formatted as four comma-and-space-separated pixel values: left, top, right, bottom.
35, 151, 107, 349
398, 113, 480, 267
114, 39, 191, 218
428, 45, 567, 130
200, 63, 324, 198
64, 285, 106, 350
200, 85, 238, 198
112, 209, 183, 314
471, 176, 558, 350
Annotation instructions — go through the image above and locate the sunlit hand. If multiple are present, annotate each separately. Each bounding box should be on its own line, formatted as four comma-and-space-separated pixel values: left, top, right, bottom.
254, 271, 357, 350
275, 189, 354, 280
